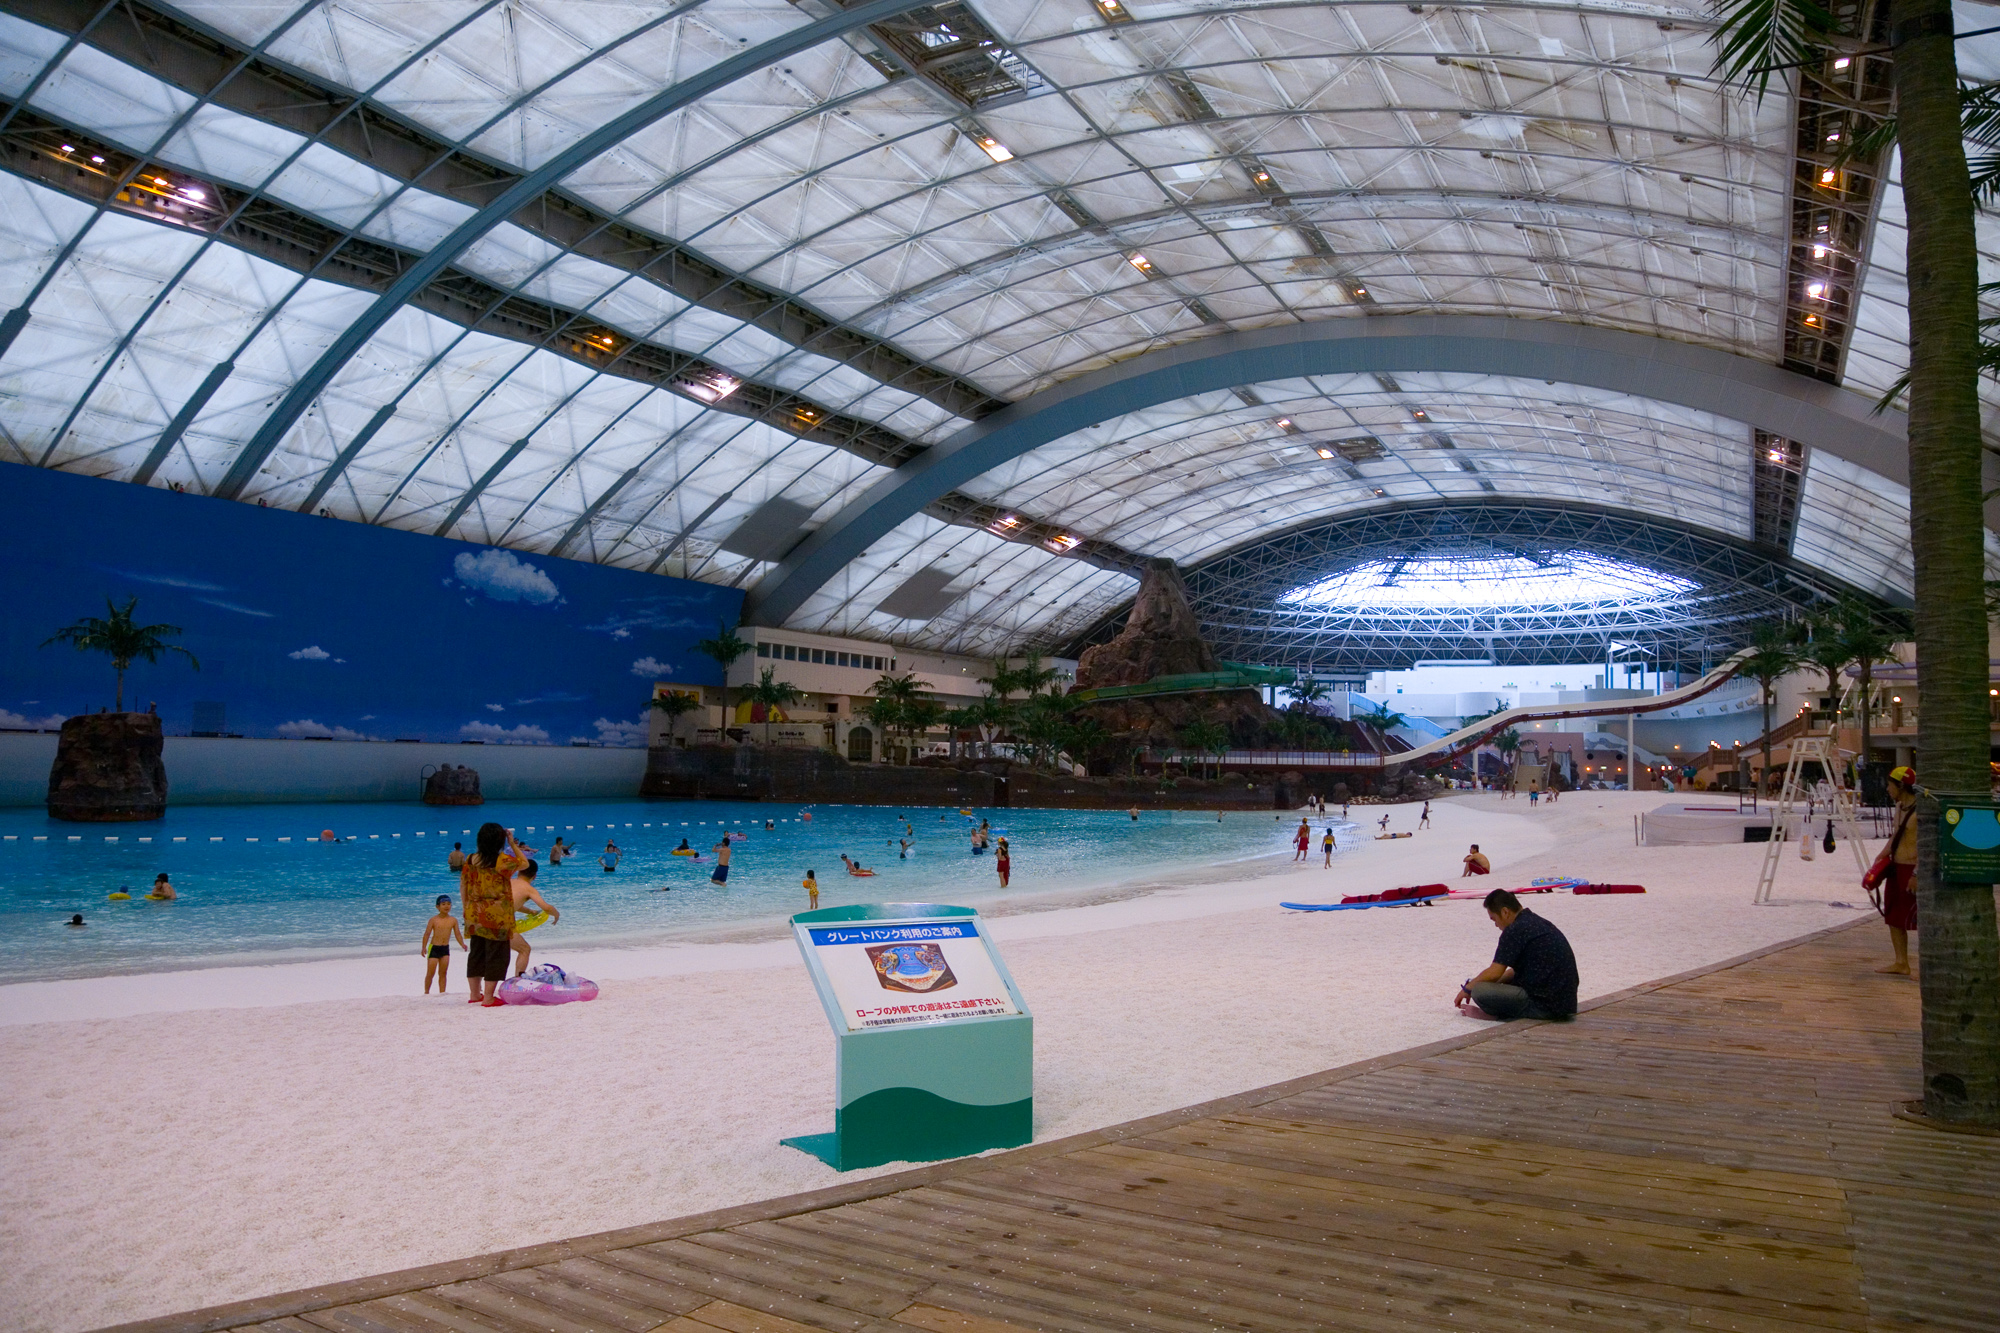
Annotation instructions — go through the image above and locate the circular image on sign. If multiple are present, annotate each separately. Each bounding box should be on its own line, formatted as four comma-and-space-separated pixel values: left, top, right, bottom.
865, 942, 957, 993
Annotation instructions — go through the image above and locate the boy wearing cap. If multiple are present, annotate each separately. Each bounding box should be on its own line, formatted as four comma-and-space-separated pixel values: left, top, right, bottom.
1863, 766, 1920, 975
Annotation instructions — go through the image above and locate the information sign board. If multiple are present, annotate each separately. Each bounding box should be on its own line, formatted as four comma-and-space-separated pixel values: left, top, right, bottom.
806, 920, 1021, 1031
1939, 797, 2000, 885
782, 903, 1032, 1171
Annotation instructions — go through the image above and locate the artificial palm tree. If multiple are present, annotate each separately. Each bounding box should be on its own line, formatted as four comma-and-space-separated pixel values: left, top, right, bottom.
745, 666, 802, 745
646, 688, 702, 747
1289, 677, 1331, 711
1178, 718, 1229, 780
1492, 728, 1522, 789
1798, 613, 1856, 731
1737, 622, 1804, 795
1711, 0, 2000, 1129
866, 672, 929, 762
41, 596, 198, 712
692, 619, 754, 725
1839, 599, 1909, 768
1355, 702, 1408, 735
1009, 654, 1063, 698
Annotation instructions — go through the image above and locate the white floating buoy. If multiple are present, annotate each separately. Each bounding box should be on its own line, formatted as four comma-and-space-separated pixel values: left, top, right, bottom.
104, 836, 117, 842
139, 837, 151, 842
68, 836, 81, 842
210, 837, 222, 842
171, 836, 184, 842
279, 837, 291, 842
246, 837, 259, 843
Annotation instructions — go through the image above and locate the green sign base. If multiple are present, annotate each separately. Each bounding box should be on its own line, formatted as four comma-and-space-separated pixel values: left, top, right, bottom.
783, 1086, 1033, 1171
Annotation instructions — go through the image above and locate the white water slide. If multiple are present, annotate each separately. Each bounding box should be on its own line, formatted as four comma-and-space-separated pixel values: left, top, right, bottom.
1382, 649, 1756, 769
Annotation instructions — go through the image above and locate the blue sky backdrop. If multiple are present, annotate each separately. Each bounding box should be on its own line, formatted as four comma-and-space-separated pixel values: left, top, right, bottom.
0, 465, 739, 745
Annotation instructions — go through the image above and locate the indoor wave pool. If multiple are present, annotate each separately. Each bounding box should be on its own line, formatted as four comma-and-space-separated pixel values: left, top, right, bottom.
0, 799, 1359, 983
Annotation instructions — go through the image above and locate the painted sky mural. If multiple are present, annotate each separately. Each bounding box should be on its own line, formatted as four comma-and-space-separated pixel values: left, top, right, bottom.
0, 465, 739, 746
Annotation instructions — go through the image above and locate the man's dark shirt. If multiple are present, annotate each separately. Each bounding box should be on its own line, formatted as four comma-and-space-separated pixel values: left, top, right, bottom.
1493, 908, 1579, 1017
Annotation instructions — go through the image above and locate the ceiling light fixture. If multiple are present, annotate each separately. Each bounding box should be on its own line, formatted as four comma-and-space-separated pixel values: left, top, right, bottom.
1047, 533, 1080, 552
1316, 447, 1335, 459
974, 135, 1013, 163
1805, 280, 1827, 298
681, 370, 741, 403
1275, 417, 1292, 428
1410, 408, 1429, 421
1768, 449, 1784, 462
58, 143, 73, 153
89, 154, 104, 164
1127, 253, 1153, 272
1812, 244, 1829, 259
1819, 167, 1837, 185
1833, 56, 1851, 70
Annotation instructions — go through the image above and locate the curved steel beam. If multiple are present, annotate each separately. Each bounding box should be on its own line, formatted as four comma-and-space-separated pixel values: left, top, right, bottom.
214, 0, 929, 501
744, 315, 1924, 626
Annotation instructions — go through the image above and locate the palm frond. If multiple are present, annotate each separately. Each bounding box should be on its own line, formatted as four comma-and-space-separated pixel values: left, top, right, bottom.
1707, 0, 1841, 101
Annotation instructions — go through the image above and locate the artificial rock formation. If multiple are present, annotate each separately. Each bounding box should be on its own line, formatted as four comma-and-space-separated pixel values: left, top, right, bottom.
47, 712, 168, 821
1074, 558, 1218, 689
423, 764, 485, 805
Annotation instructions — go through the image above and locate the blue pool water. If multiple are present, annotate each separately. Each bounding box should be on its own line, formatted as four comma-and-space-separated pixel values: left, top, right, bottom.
0, 800, 1355, 983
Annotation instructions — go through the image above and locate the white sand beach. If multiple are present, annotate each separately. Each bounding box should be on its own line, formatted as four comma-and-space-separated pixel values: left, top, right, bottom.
1, 792, 1887, 1333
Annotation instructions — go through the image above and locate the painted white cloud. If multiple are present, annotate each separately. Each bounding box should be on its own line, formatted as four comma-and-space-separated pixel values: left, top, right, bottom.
630, 656, 673, 677
485, 703, 506, 712
451, 549, 561, 605
275, 719, 377, 741
0, 708, 66, 729
288, 645, 331, 661
572, 715, 649, 747
460, 720, 549, 744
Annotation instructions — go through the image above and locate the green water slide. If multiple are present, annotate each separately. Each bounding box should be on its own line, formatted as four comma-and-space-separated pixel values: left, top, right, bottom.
1066, 662, 1296, 705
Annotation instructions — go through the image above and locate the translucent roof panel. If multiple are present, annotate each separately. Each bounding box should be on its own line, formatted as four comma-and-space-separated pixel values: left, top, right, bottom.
0, 0, 1938, 658
955, 372, 1757, 565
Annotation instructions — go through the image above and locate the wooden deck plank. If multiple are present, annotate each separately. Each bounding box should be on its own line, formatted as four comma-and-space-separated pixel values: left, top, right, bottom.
98, 920, 2000, 1333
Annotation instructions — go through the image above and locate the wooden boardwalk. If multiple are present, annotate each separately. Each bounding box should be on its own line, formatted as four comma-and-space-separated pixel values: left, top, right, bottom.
115, 921, 1999, 1333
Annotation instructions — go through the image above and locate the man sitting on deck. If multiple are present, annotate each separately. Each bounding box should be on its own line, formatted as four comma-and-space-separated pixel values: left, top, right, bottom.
1461, 844, 1491, 877
1454, 889, 1579, 1022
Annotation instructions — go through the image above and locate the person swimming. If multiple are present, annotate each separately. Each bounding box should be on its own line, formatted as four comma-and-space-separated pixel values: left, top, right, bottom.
676, 838, 692, 851
149, 873, 176, 901
66, 913, 85, 928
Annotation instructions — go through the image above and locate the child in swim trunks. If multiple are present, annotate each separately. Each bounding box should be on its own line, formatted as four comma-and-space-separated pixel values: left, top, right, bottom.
421, 895, 464, 994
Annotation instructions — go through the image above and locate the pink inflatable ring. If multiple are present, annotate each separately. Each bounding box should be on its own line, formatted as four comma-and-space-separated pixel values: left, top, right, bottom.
497, 963, 599, 1005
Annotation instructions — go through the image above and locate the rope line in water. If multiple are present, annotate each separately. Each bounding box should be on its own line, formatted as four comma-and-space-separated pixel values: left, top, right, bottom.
0, 817, 798, 845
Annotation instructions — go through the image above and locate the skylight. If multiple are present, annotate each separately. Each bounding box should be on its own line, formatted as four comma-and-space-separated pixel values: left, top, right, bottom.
1279, 553, 1700, 610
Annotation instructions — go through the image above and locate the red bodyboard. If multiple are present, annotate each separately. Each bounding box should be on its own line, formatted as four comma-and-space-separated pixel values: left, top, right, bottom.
1574, 884, 1646, 894
1341, 883, 1449, 905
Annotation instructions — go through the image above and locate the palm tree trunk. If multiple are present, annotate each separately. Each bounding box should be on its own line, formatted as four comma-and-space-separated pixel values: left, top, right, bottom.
1894, 0, 2000, 1126
1761, 689, 1774, 795
1859, 661, 1874, 763
115, 666, 124, 713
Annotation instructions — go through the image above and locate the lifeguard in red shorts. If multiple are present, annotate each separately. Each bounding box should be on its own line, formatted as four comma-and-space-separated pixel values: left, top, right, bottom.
1862, 765, 1919, 975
